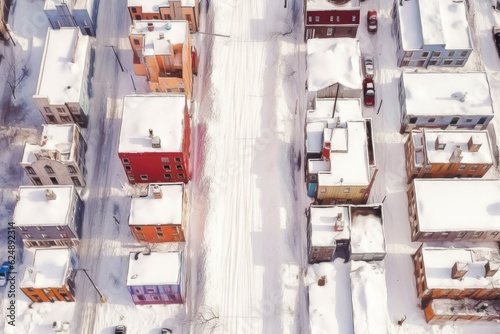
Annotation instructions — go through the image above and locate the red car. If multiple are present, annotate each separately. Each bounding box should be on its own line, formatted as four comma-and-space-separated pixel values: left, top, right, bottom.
367, 10, 378, 33
363, 78, 375, 107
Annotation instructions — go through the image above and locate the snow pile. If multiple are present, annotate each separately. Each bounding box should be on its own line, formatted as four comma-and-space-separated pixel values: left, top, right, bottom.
306, 260, 353, 334
307, 38, 362, 92
349, 261, 389, 334
350, 212, 385, 254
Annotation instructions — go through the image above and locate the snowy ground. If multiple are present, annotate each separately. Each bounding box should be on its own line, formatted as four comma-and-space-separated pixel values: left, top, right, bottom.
1, 0, 500, 333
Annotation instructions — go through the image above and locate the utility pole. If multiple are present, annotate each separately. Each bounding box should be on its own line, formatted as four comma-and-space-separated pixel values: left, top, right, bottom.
106, 45, 124, 72
78, 268, 107, 303
377, 99, 383, 115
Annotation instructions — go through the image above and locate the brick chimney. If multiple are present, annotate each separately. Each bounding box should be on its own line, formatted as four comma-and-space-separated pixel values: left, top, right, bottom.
467, 135, 482, 152
45, 189, 57, 200
451, 261, 468, 279
484, 260, 500, 278
152, 184, 162, 199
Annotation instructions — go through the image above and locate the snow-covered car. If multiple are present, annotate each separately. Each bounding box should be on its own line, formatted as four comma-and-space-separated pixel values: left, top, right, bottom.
363, 78, 375, 107
367, 10, 378, 33
161, 329, 172, 334
115, 325, 127, 334
0, 261, 10, 287
493, 26, 500, 57
363, 55, 374, 78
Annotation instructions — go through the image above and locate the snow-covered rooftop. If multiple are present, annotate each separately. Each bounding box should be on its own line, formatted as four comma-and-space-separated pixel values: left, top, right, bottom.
310, 206, 350, 246
130, 21, 188, 56
13, 186, 74, 226
127, 251, 182, 286
307, 38, 362, 92
402, 72, 493, 116
421, 247, 500, 289
397, 0, 472, 50
413, 179, 500, 232
129, 183, 184, 226
428, 299, 500, 318
35, 28, 89, 105
22, 124, 77, 164
312, 121, 370, 186
350, 261, 389, 334
21, 248, 71, 288
350, 207, 385, 255
119, 95, 186, 153
418, 129, 493, 165
127, 0, 196, 10
307, 98, 363, 123
307, 0, 360, 11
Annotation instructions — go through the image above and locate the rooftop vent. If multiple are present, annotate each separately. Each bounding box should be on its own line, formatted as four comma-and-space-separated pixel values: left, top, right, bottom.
147, 22, 154, 32
467, 135, 482, 152
435, 135, 446, 150
45, 189, 57, 200
165, 22, 172, 30
451, 261, 468, 279
484, 260, 500, 278
152, 184, 162, 199
334, 212, 344, 232
159, 32, 164, 39
152, 136, 161, 148
40, 135, 48, 146
449, 145, 463, 163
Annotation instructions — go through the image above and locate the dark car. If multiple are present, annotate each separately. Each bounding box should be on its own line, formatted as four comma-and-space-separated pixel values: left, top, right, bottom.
367, 10, 378, 33
115, 325, 127, 334
161, 329, 172, 334
493, 26, 500, 56
363, 78, 375, 107
0, 261, 11, 287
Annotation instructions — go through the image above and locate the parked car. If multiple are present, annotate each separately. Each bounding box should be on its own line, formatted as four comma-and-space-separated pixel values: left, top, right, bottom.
0, 261, 11, 287
363, 78, 375, 107
367, 10, 378, 33
115, 325, 127, 334
161, 329, 172, 334
493, 26, 500, 57
363, 55, 374, 78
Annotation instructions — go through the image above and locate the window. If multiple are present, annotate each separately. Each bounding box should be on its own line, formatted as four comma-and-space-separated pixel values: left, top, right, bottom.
44, 165, 55, 174
443, 60, 453, 65
131, 7, 137, 13
50, 177, 59, 185
421, 51, 429, 57
163, 165, 171, 170
41, 234, 49, 239
151, 295, 160, 301
147, 287, 156, 293
428, 60, 437, 66
359, 188, 366, 194
135, 227, 142, 231
308, 16, 312, 23
137, 294, 146, 301
36, 226, 45, 231
175, 157, 181, 163
478, 117, 487, 125
24, 234, 33, 239
352, 15, 356, 22
482, 165, 489, 170
405, 51, 413, 57
19, 226, 27, 231
176, 165, 183, 170
424, 165, 431, 171
455, 60, 464, 66
343, 188, 350, 193
60, 233, 69, 238
460, 51, 468, 57
122, 158, 130, 164
327, 28, 333, 36
140, 175, 148, 181
71, 177, 82, 187
409, 117, 417, 124
458, 165, 466, 171
320, 188, 327, 194
133, 39, 140, 45
310, 175, 317, 181
44, 107, 53, 114
472, 231, 483, 238
67, 166, 77, 173
416, 60, 425, 67
315, 16, 320, 23
26, 167, 36, 175
450, 117, 459, 125
491, 232, 499, 236
466, 118, 472, 123
47, 115, 56, 123
178, 173, 185, 179
186, 14, 192, 22
428, 118, 435, 123
432, 51, 441, 57
137, 233, 145, 239
423, 232, 433, 238
164, 173, 171, 179
161, 157, 169, 163
336, 16, 340, 22
125, 165, 132, 171
153, 16, 159, 19
128, 175, 135, 181
157, 233, 164, 238
470, 165, 477, 171
61, 116, 71, 122
401, 60, 410, 66
56, 226, 64, 231
448, 51, 455, 57
56, 107, 66, 114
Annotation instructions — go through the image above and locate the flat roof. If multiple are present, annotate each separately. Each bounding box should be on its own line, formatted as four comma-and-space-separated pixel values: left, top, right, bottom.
21, 248, 71, 288
127, 251, 182, 286
397, 0, 472, 50
35, 28, 89, 105
119, 95, 186, 153
127, 0, 195, 10
22, 124, 77, 164
307, 0, 359, 10
307, 98, 363, 123
402, 72, 493, 116
307, 38, 362, 92
421, 247, 500, 289
14, 186, 74, 226
306, 121, 327, 155
317, 121, 370, 186
310, 206, 351, 246
129, 183, 184, 226
350, 208, 385, 254
429, 299, 500, 317
130, 20, 187, 56
422, 129, 493, 164
414, 179, 500, 232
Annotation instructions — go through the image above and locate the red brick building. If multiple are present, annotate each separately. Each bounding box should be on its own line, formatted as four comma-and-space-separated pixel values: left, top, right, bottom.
304, 0, 360, 40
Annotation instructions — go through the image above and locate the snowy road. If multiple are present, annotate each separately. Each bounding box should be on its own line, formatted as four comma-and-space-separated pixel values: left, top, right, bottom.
190, 0, 308, 333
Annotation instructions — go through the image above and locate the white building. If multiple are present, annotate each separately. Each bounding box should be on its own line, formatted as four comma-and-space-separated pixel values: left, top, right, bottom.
13, 185, 84, 247
21, 124, 87, 187
307, 38, 362, 98
391, 0, 472, 67
33, 28, 92, 127
407, 179, 500, 242
44, 0, 99, 36
398, 72, 494, 133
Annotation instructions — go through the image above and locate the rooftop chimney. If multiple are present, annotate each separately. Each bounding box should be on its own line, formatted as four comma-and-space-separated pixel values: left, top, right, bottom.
451, 261, 468, 279
435, 135, 446, 150
322, 141, 331, 161
149, 129, 154, 138
159, 32, 164, 39
147, 22, 154, 32
40, 135, 48, 146
449, 145, 463, 163
334, 212, 344, 232
45, 189, 57, 200
484, 260, 500, 278
152, 184, 162, 199
152, 136, 161, 148
467, 135, 482, 152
